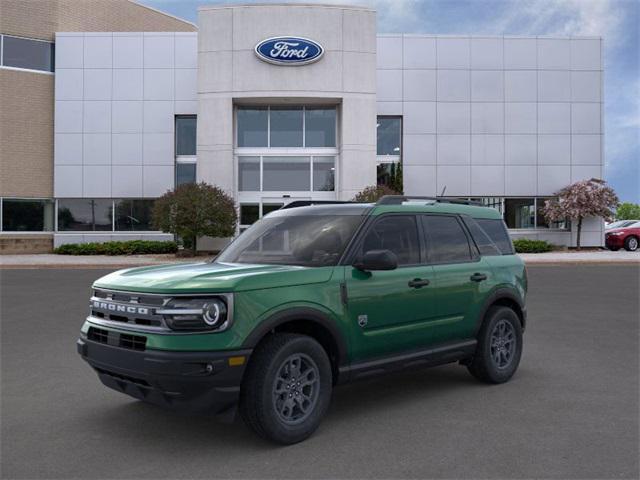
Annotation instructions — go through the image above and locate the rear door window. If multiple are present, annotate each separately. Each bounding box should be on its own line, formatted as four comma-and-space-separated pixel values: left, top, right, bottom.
422, 215, 473, 264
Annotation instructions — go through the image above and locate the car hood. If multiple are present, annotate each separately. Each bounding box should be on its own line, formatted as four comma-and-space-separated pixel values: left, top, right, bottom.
93, 262, 335, 294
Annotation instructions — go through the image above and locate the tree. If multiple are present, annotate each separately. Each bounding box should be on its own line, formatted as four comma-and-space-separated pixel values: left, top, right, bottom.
543, 178, 619, 250
152, 182, 237, 255
616, 202, 640, 220
351, 184, 401, 203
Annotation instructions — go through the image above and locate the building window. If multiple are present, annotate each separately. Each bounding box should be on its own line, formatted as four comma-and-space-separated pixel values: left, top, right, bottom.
175, 116, 196, 186
377, 117, 402, 156
114, 199, 155, 231
57, 199, 112, 231
237, 156, 335, 192
239, 203, 284, 231
504, 198, 535, 229
176, 163, 196, 187
305, 107, 337, 147
1, 35, 54, 73
238, 156, 260, 191
313, 157, 335, 191
536, 198, 569, 229
1, 198, 54, 231
236, 106, 337, 148
376, 116, 402, 190
471, 197, 503, 213
263, 156, 310, 191
175, 116, 196, 156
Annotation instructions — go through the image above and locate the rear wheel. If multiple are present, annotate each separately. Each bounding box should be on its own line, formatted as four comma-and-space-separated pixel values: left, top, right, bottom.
467, 306, 523, 384
624, 236, 638, 251
239, 333, 332, 444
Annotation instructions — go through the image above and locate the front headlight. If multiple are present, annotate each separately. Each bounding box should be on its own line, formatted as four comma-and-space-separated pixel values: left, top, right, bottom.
158, 296, 230, 332
609, 231, 624, 236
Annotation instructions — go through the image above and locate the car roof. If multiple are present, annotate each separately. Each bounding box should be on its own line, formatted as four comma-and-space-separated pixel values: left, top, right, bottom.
269, 200, 503, 220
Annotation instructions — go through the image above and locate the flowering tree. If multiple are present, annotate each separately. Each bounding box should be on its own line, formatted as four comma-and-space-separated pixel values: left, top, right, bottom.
543, 178, 619, 250
152, 182, 237, 255
352, 184, 401, 202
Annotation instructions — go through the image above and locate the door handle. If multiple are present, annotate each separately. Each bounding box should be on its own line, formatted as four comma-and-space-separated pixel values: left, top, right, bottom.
408, 278, 430, 288
470, 273, 487, 282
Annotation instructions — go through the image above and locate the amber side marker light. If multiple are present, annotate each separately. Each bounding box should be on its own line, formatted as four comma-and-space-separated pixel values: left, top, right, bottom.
228, 356, 246, 366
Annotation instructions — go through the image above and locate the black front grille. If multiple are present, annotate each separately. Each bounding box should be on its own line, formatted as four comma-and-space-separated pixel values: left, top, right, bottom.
87, 326, 109, 344
119, 333, 146, 351
87, 327, 147, 351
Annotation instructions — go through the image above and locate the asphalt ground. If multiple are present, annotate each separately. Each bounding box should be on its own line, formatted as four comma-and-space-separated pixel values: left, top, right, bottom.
1, 266, 638, 479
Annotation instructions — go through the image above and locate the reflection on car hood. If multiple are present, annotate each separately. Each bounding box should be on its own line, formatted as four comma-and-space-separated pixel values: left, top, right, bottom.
93, 261, 335, 294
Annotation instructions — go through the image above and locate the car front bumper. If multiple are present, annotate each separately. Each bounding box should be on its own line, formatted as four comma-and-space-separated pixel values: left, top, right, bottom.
605, 235, 624, 248
77, 335, 251, 415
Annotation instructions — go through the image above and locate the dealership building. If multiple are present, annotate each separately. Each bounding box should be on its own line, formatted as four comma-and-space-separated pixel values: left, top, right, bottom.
0, 1, 605, 252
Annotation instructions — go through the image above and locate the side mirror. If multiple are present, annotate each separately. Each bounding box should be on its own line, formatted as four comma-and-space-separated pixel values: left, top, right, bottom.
353, 249, 398, 271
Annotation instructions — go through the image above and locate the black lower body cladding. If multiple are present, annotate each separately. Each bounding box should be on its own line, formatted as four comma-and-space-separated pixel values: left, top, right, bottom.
77, 336, 251, 415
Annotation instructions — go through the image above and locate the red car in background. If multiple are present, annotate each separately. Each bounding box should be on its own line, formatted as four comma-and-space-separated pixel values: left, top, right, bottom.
605, 221, 640, 251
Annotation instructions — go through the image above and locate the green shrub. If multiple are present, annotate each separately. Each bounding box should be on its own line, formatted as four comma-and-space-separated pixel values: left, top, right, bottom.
54, 240, 178, 256
512, 238, 554, 254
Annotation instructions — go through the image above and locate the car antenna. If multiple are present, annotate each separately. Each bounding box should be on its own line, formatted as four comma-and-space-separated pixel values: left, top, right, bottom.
439, 186, 447, 197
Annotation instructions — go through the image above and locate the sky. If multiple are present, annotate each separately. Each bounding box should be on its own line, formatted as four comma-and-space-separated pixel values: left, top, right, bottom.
140, 0, 639, 203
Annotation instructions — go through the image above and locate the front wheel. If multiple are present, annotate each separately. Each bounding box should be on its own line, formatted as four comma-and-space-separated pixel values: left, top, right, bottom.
624, 236, 638, 251
467, 306, 523, 384
239, 333, 332, 444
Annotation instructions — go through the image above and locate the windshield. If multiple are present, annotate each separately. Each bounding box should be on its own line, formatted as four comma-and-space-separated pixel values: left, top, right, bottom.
217, 215, 364, 267
607, 220, 636, 229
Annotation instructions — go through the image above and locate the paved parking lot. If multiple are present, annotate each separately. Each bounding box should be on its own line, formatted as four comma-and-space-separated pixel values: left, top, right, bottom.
1, 266, 638, 479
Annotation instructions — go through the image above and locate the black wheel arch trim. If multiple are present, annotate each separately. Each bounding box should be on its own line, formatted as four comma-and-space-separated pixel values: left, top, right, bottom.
476, 288, 526, 333
241, 307, 349, 367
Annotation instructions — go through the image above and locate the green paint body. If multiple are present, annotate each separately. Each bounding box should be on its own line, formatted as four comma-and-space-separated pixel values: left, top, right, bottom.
84, 203, 526, 365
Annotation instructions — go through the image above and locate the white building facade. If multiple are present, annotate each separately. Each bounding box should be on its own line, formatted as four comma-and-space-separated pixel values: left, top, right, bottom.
51, 3, 604, 248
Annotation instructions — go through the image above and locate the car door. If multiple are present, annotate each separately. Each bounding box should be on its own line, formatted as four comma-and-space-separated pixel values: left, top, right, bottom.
421, 214, 493, 343
344, 214, 437, 361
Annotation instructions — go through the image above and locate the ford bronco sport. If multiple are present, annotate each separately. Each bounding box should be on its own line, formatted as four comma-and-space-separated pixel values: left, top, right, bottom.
78, 196, 527, 444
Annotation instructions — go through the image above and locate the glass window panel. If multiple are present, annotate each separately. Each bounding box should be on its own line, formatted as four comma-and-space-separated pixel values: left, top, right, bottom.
57, 199, 112, 231
270, 107, 303, 147
313, 157, 335, 191
175, 116, 196, 155
305, 107, 336, 147
423, 215, 472, 263
462, 216, 502, 256
476, 218, 514, 255
360, 215, 420, 266
262, 204, 283, 216
377, 117, 401, 156
2, 199, 53, 231
536, 197, 568, 229
240, 204, 259, 226
114, 199, 155, 231
238, 156, 260, 191
237, 107, 268, 147
263, 156, 310, 191
2, 36, 54, 72
471, 197, 503, 213
176, 163, 196, 186
504, 198, 535, 229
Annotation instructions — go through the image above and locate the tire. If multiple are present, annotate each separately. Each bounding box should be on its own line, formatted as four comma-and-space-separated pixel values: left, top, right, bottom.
239, 333, 332, 444
467, 306, 523, 384
624, 236, 639, 252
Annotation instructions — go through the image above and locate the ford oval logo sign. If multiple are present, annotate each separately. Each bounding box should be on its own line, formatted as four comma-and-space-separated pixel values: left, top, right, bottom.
255, 37, 324, 66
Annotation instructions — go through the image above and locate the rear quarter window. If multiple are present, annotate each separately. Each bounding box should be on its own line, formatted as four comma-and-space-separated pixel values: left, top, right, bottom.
474, 218, 514, 255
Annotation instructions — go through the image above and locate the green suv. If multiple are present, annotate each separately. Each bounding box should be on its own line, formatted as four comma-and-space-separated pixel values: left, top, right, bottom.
78, 196, 527, 444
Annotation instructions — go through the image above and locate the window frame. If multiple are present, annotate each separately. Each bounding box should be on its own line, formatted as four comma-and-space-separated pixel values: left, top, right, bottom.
420, 214, 480, 266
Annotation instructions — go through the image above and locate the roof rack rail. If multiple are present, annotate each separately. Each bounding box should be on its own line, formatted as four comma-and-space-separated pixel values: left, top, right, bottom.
376, 195, 482, 206
280, 200, 359, 210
